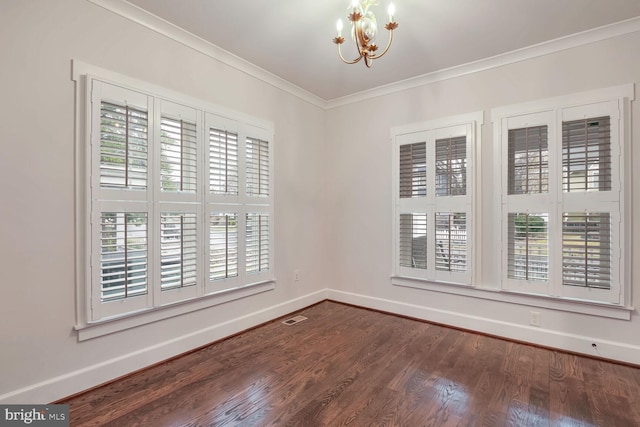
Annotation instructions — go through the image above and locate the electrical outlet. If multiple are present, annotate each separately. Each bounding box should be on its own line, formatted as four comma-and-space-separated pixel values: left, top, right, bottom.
530, 311, 541, 327
294, 270, 301, 282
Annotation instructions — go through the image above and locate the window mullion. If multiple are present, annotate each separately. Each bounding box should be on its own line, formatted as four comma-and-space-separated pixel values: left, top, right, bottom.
124, 213, 129, 298
180, 119, 184, 192
125, 105, 130, 187
224, 130, 229, 194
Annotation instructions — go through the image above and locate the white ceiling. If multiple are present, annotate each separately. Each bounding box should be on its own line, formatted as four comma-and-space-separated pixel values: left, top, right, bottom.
126, 0, 640, 101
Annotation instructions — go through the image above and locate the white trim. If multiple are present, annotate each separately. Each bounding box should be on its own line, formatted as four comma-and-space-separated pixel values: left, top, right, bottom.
621, 96, 634, 307
391, 111, 485, 137
326, 289, 640, 364
74, 68, 91, 328
391, 276, 631, 320
74, 61, 276, 326
86, 0, 326, 108
0, 290, 328, 404
2, 287, 637, 403
85, 1, 640, 109
471, 116, 483, 287
327, 17, 640, 108
491, 85, 634, 306
391, 112, 483, 286
490, 84, 635, 118
72, 60, 274, 130
77, 281, 276, 341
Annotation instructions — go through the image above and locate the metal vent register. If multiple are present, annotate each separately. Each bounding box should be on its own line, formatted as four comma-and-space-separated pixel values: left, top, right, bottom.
282, 315, 308, 325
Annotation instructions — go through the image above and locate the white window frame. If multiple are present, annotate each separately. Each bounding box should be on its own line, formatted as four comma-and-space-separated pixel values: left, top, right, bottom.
204, 116, 274, 295
492, 84, 633, 307
391, 112, 483, 287
73, 61, 275, 339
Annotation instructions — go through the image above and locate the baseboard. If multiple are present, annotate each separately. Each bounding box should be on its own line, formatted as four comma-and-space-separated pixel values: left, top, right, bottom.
0, 290, 327, 404
326, 289, 640, 366
5, 287, 638, 404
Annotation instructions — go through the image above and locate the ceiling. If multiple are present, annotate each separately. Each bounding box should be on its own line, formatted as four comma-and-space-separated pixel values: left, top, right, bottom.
126, 0, 640, 101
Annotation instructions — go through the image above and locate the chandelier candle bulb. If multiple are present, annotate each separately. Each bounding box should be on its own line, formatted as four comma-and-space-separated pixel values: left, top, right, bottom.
388, 3, 395, 22
337, 19, 343, 37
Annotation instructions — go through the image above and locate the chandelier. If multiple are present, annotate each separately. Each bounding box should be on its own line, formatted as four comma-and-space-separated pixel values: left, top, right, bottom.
332, 0, 398, 68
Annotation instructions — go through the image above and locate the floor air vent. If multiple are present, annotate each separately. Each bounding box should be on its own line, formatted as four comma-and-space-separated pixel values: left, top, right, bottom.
282, 315, 308, 325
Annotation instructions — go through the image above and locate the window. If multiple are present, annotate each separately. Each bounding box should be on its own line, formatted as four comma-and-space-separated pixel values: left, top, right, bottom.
99, 212, 148, 302
99, 101, 149, 190
160, 116, 197, 192
435, 212, 468, 272
562, 212, 611, 289
204, 114, 273, 296
81, 71, 274, 324
246, 137, 270, 197
392, 113, 482, 286
209, 213, 238, 281
435, 136, 467, 197
562, 116, 611, 192
246, 213, 270, 274
507, 212, 549, 282
399, 213, 427, 269
507, 125, 548, 195
208, 127, 238, 195
494, 88, 630, 305
160, 212, 197, 290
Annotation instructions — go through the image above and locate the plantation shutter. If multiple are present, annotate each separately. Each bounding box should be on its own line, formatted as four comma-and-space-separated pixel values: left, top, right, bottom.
99, 212, 148, 301
100, 101, 148, 190
394, 120, 475, 286
246, 138, 269, 197
160, 213, 197, 290
495, 95, 625, 304
508, 125, 548, 195
209, 213, 238, 281
435, 213, 467, 272
246, 213, 270, 273
435, 137, 466, 196
399, 213, 427, 269
562, 116, 611, 192
562, 212, 611, 289
160, 116, 197, 192
84, 76, 277, 323
507, 213, 549, 281
399, 142, 427, 198
206, 121, 273, 293
209, 128, 239, 195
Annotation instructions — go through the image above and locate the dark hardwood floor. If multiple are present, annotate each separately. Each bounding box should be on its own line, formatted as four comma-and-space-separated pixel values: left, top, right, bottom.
62, 301, 640, 426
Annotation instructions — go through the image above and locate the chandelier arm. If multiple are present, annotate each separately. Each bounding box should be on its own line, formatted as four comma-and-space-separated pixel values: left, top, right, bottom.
364, 55, 373, 68
333, 3, 397, 67
369, 28, 394, 60
337, 43, 364, 65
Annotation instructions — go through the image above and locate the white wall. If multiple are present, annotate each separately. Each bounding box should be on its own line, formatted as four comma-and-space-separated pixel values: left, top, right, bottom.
2, 0, 639, 405
325, 31, 640, 364
0, 0, 329, 403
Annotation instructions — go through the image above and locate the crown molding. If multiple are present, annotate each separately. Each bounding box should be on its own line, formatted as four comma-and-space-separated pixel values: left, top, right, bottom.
86, 0, 327, 109
326, 16, 640, 109
87, 1, 640, 110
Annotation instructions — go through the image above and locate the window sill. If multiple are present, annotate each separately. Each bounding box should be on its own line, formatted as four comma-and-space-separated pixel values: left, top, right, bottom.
75, 280, 275, 341
391, 276, 632, 320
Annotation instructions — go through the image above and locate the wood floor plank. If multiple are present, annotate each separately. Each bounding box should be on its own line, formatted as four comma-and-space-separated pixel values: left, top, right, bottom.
317, 321, 430, 426
280, 315, 408, 426
459, 369, 498, 425
531, 346, 551, 391
61, 301, 640, 426
421, 375, 472, 426
549, 376, 594, 426
527, 387, 551, 427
